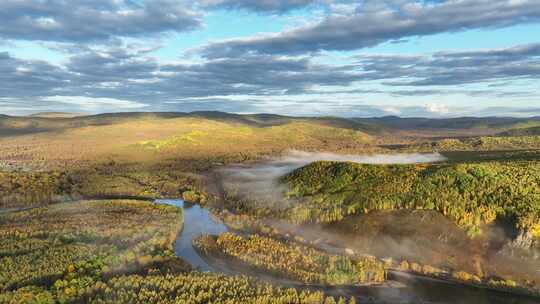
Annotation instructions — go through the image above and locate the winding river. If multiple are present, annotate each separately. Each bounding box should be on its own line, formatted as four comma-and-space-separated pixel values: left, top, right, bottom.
156, 199, 540, 304
156, 199, 228, 271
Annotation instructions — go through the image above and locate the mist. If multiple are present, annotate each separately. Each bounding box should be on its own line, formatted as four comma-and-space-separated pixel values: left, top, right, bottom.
219, 150, 447, 206
276, 150, 447, 165
217, 150, 540, 292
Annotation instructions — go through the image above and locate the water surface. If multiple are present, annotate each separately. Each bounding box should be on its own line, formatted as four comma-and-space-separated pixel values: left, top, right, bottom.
156, 199, 228, 271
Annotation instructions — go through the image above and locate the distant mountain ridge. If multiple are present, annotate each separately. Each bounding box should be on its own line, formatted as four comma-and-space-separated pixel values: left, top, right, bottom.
1, 111, 540, 138
354, 116, 540, 130
29, 112, 85, 118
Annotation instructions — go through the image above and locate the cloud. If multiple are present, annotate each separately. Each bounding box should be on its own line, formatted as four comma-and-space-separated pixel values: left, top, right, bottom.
199, 0, 540, 57
273, 150, 448, 164
199, 0, 317, 13
475, 106, 540, 117
355, 43, 540, 86
424, 103, 449, 115
1, 40, 539, 117
0, 0, 201, 43
1, 44, 362, 101
43, 96, 147, 110
67, 49, 363, 100
0, 52, 70, 98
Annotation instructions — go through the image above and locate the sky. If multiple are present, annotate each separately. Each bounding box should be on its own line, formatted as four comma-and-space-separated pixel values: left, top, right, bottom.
0, 0, 540, 118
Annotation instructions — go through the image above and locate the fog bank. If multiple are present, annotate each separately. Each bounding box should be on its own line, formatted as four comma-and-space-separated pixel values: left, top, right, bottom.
219, 150, 447, 207
278, 150, 447, 165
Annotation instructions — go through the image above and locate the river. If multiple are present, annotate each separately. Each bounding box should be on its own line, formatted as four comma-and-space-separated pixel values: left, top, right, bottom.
155, 199, 540, 304
156, 199, 228, 271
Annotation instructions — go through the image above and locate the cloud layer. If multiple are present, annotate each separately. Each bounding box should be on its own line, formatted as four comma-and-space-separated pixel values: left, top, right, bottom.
199, 0, 317, 13
2, 41, 539, 115
1, 0, 540, 116
354, 43, 540, 86
200, 0, 540, 57
0, 0, 201, 42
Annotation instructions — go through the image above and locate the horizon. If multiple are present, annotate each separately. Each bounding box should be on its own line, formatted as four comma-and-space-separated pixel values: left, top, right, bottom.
1, 0, 540, 117
3, 110, 540, 120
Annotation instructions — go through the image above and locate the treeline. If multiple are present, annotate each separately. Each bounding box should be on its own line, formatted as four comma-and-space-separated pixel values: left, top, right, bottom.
409, 136, 540, 152
2, 272, 352, 304
280, 161, 540, 238
0, 170, 73, 208
194, 233, 386, 285
394, 259, 531, 294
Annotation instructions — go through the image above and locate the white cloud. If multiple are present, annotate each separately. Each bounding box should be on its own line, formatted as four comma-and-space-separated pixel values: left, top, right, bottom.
43, 96, 147, 110
424, 103, 450, 115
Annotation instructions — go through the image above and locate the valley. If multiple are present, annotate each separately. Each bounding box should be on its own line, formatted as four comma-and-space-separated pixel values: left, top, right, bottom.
1, 112, 540, 303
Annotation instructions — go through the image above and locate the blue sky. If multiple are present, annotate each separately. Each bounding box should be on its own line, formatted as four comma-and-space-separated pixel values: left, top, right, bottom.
0, 0, 539, 117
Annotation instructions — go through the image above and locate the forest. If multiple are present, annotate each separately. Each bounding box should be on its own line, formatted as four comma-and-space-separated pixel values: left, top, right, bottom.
238, 161, 540, 240
194, 233, 385, 285
0, 200, 348, 304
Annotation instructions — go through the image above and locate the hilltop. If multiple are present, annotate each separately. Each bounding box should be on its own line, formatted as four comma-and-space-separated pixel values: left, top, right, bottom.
283, 161, 540, 240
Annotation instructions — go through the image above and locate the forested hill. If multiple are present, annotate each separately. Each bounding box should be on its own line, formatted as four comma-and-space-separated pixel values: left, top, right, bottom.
282, 161, 540, 242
